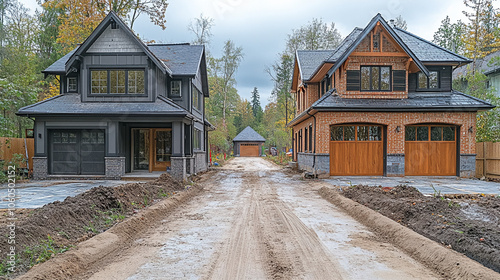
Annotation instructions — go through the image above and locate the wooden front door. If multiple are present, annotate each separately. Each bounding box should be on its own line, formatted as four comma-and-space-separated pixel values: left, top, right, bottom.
240, 143, 259, 157
132, 128, 172, 172
405, 125, 457, 176
329, 124, 384, 176
152, 129, 172, 171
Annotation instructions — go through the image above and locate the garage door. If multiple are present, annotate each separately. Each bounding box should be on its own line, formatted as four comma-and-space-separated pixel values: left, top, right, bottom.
405, 125, 456, 176
50, 130, 105, 175
329, 125, 384, 176
240, 144, 259, 157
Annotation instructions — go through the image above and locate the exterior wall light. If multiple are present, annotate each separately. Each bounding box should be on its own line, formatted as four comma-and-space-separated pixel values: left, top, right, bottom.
395, 126, 401, 133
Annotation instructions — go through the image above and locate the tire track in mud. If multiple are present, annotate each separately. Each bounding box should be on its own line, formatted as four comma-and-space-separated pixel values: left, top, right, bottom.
206, 169, 345, 279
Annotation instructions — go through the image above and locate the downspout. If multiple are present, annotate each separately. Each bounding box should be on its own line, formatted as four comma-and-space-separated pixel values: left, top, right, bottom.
306, 109, 317, 177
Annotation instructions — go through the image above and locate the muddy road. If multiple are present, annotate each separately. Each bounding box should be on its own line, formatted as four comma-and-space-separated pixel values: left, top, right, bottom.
82, 157, 440, 280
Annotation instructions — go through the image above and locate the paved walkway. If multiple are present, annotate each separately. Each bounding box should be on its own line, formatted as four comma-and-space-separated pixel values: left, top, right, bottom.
325, 177, 500, 195
0, 179, 142, 209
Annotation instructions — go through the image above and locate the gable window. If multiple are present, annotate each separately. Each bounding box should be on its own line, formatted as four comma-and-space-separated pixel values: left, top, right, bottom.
193, 86, 201, 111
67, 77, 77, 92
360, 66, 391, 91
418, 71, 439, 89
90, 69, 145, 94
170, 80, 182, 97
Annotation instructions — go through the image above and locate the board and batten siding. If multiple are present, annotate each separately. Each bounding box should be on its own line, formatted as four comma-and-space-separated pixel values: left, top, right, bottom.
87, 25, 142, 53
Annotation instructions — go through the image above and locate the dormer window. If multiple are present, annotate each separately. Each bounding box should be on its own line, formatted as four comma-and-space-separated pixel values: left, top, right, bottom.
90, 69, 145, 95
418, 71, 439, 90
360, 66, 391, 91
67, 77, 77, 92
170, 80, 182, 97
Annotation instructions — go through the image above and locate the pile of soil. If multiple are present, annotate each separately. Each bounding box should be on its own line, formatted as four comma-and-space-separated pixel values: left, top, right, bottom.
341, 185, 500, 273
0, 174, 185, 275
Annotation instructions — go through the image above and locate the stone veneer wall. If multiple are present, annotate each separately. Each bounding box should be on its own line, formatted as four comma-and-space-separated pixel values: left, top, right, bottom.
105, 157, 125, 179
387, 154, 405, 176
32, 157, 48, 180
297, 153, 330, 176
171, 157, 187, 180
194, 151, 207, 174
460, 154, 476, 178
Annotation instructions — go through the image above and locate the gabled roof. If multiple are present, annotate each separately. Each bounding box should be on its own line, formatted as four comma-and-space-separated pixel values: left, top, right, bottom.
294, 14, 472, 85
16, 94, 191, 117
233, 126, 266, 142
326, 13, 428, 77
394, 28, 471, 63
453, 50, 500, 78
148, 44, 205, 76
64, 11, 170, 75
287, 89, 495, 126
296, 50, 333, 81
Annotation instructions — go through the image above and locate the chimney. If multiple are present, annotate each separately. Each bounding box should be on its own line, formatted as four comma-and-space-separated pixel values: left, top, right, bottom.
390, 19, 395, 27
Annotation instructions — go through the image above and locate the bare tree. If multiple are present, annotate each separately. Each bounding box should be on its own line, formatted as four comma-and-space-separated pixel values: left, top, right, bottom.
189, 13, 214, 46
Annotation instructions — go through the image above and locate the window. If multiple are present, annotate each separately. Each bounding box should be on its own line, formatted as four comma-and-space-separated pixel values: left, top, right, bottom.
308, 125, 313, 152
67, 77, 77, 92
193, 86, 201, 111
360, 66, 391, 91
170, 80, 182, 97
305, 127, 308, 152
330, 125, 382, 142
405, 125, 455, 141
90, 70, 145, 94
194, 128, 202, 150
418, 71, 439, 89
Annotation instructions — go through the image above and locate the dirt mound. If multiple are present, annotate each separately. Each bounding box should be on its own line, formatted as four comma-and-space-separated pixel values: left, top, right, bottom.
0, 174, 185, 277
341, 185, 500, 273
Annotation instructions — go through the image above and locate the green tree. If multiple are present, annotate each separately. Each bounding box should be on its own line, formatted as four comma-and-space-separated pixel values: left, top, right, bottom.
433, 16, 466, 55
250, 87, 263, 123
286, 18, 342, 54
453, 72, 500, 142
463, 0, 500, 73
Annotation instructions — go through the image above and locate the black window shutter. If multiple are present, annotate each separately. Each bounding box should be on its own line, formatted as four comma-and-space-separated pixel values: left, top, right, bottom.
393, 70, 406, 91
346, 70, 360, 91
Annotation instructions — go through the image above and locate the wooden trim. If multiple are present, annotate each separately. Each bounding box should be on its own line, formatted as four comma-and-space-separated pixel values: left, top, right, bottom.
351, 52, 408, 57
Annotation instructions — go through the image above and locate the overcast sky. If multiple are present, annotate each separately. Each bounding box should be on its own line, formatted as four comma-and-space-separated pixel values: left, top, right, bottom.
23, 0, 494, 107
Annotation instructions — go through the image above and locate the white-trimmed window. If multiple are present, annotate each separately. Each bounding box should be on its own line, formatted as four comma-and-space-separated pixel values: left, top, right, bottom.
67, 77, 77, 92
194, 128, 202, 150
170, 80, 182, 97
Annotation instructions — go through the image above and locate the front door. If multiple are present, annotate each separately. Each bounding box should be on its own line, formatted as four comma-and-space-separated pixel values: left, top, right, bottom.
132, 128, 172, 172
152, 129, 172, 171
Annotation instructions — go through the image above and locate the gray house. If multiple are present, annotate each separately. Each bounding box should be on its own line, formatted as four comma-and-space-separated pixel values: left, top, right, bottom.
453, 50, 500, 97
17, 12, 214, 180
233, 126, 265, 157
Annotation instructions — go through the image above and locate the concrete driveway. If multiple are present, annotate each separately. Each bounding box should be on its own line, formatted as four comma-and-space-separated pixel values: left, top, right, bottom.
325, 176, 500, 195
0, 179, 141, 209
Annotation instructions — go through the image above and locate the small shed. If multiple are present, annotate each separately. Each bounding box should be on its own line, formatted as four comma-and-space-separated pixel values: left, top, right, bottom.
233, 126, 266, 157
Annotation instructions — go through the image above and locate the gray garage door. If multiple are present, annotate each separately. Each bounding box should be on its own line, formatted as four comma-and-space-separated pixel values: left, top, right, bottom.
49, 130, 105, 175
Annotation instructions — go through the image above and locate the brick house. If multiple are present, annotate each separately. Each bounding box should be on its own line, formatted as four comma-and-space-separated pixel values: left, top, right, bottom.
288, 14, 494, 177
17, 12, 213, 180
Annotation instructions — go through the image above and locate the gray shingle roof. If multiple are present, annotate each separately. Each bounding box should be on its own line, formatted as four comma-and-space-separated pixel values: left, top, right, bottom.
43, 44, 203, 77
148, 44, 204, 76
42, 48, 77, 74
296, 50, 333, 81
16, 94, 189, 117
296, 15, 471, 82
233, 126, 266, 142
393, 28, 470, 62
453, 50, 500, 78
327, 28, 363, 62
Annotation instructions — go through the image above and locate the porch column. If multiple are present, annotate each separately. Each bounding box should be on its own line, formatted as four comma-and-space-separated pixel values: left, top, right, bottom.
171, 121, 187, 180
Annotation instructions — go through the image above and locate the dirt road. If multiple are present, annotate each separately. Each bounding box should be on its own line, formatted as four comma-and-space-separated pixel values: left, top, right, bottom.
82, 157, 441, 280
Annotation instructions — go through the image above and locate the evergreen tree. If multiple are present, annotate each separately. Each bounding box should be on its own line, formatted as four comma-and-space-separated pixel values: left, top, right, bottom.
250, 87, 263, 123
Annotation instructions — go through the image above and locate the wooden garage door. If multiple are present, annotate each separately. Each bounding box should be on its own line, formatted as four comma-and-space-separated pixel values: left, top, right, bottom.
240, 144, 259, 157
405, 125, 456, 176
50, 130, 105, 175
329, 125, 384, 176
